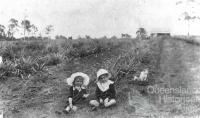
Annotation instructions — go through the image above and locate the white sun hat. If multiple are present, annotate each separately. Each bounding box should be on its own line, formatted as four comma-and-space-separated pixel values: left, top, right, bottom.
66, 72, 90, 86
97, 69, 111, 79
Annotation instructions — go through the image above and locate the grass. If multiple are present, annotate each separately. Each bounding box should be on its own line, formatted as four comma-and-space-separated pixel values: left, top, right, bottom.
0, 36, 159, 83
0, 37, 134, 79
0, 36, 165, 117
173, 36, 200, 46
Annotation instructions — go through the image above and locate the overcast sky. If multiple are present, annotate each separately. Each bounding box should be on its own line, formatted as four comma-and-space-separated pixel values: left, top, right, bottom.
0, 0, 200, 38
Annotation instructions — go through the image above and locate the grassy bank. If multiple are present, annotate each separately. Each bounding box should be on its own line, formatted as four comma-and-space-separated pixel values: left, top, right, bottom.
0, 37, 165, 117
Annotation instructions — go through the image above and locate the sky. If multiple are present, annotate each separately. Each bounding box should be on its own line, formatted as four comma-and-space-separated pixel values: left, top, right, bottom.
0, 0, 200, 38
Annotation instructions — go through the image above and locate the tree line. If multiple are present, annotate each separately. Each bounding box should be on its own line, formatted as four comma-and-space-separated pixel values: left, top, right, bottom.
0, 18, 149, 40
0, 18, 54, 40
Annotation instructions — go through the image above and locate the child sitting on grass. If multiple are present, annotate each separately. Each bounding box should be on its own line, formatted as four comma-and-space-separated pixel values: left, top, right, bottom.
89, 69, 116, 110
64, 72, 90, 114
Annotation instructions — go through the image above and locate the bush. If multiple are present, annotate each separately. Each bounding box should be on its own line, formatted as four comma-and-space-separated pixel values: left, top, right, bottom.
25, 41, 46, 51
0, 61, 17, 79
1, 46, 15, 61
45, 53, 63, 66
46, 42, 59, 54
1, 41, 48, 61
1, 41, 26, 61
0, 56, 48, 79
100, 39, 159, 84
1, 37, 133, 71
63, 38, 122, 59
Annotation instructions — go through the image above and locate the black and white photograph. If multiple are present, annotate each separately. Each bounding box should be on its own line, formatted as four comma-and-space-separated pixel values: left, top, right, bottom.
0, 0, 200, 118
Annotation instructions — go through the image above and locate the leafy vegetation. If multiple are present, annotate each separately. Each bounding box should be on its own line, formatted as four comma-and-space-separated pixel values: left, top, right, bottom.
0, 37, 135, 80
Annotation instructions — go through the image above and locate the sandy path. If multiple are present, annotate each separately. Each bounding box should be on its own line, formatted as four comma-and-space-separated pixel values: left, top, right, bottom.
153, 38, 200, 117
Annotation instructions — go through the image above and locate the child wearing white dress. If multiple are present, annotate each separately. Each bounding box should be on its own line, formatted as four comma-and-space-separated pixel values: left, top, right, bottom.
89, 69, 116, 110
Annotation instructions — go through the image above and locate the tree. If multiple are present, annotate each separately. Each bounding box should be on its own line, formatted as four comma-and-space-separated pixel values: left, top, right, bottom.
110, 35, 117, 39
136, 27, 147, 39
180, 11, 200, 36
45, 25, 54, 37
0, 24, 5, 38
55, 35, 68, 40
21, 19, 32, 38
30, 24, 38, 36
121, 33, 131, 38
8, 18, 18, 38
136, 28, 146, 34
176, 0, 200, 36
85, 35, 91, 39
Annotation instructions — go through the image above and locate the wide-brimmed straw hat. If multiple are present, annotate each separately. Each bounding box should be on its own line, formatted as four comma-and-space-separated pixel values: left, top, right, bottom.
66, 72, 90, 86
97, 69, 111, 80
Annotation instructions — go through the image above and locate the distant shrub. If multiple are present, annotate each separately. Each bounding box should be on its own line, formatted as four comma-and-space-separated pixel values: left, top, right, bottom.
110, 36, 118, 40
63, 38, 121, 59
46, 42, 59, 54
45, 53, 63, 66
25, 41, 46, 51
55, 35, 68, 40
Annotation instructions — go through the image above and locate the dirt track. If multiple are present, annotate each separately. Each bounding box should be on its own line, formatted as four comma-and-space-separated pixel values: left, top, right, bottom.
150, 38, 200, 117
2, 38, 200, 118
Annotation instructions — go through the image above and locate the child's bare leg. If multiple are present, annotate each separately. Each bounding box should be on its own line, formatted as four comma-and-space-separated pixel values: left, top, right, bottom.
89, 100, 100, 107
72, 106, 78, 111
65, 105, 71, 112
104, 99, 116, 107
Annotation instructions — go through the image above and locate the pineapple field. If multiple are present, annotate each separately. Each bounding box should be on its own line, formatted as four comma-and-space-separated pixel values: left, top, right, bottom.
0, 36, 200, 118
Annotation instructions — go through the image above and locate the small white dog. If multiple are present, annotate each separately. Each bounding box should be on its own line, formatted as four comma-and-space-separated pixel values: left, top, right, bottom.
134, 69, 149, 81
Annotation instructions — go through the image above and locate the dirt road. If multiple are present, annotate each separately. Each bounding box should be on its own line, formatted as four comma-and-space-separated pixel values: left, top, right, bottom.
150, 38, 200, 117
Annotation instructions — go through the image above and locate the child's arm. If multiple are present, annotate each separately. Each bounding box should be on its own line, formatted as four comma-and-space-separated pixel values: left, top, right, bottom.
109, 84, 116, 99
82, 88, 89, 98
96, 86, 103, 103
68, 98, 73, 108
83, 94, 89, 98
68, 87, 74, 108
95, 86, 102, 100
